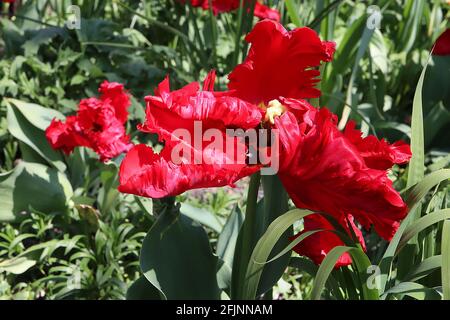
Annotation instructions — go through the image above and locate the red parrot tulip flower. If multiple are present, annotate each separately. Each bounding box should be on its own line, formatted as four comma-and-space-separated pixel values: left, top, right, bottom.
226, 20, 411, 264
118, 72, 262, 198
266, 100, 410, 265
228, 20, 335, 105
186, 0, 280, 21
274, 98, 410, 243
46, 81, 132, 162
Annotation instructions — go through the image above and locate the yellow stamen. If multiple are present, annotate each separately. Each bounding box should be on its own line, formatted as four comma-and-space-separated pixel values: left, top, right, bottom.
262, 99, 286, 125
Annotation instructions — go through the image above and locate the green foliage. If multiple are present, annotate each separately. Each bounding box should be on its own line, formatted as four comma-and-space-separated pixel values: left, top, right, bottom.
140, 203, 221, 300
0, 161, 72, 222
0, 0, 449, 301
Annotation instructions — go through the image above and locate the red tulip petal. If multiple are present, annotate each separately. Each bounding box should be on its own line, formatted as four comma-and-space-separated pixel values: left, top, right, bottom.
118, 144, 259, 198
253, 2, 280, 21
292, 214, 366, 268
202, 69, 217, 91
143, 76, 263, 142
433, 29, 450, 56
45, 116, 90, 155
344, 121, 412, 170
99, 81, 131, 123
228, 20, 336, 104
275, 99, 409, 241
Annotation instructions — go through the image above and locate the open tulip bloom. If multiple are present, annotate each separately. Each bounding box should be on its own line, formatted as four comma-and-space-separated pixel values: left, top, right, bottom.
46, 81, 132, 162
116, 20, 412, 268
184, 0, 280, 21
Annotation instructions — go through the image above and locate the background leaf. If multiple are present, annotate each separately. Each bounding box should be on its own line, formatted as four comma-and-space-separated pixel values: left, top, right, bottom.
126, 275, 162, 300
6, 99, 66, 172
140, 207, 221, 300
0, 161, 73, 222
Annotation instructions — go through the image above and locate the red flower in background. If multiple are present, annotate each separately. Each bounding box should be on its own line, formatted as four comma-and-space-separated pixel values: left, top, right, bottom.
118, 72, 262, 198
253, 2, 280, 21
187, 0, 280, 21
228, 20, 335, 105
46, 81, 132, 162
433, 29, 450, 56
98, 81, 130, 123
45, 116, 90, 155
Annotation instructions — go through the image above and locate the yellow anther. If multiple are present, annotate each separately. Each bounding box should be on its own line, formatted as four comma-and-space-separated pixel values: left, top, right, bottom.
263, 99, 286, 125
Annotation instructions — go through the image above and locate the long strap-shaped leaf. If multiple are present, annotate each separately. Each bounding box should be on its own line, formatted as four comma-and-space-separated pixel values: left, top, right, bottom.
285, 0, 301, 27
338, 25, 375, 130
310, 246, 378, 300
310, 246, 351, 300
398, 209, 450, 253
378, 169, 450, 293
377, 52, 442, 293
406, 55, 428, 188
404, 255, 442, 282
241, 209, 312, 299
404, 169, 450, 209
381, 281, 441, 300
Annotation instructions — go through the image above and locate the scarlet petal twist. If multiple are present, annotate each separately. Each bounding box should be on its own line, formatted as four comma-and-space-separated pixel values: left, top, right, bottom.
228, 20, 335, 105
45, 116, 89, 155
45, 81, 132, 162
274, 98, 411, 244
99, 81, 131, 123
118, 74, 262, 198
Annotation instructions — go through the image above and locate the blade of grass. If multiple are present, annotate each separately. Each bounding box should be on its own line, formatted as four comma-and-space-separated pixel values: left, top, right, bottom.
388, 55, 432, 286
307, 0, 343, 29
338, 25, 375, 130
264, 230, 321, 264
404, 255, 442, 282
397, 209, 450, 253
114, 0, 207, 65
241, 208, 313, 299
290, 256, 344, 299
406, 56, 430, 188
285, 0, 301, 27
404, 169, 450, 209
207, 0, 218, 63
232, 0, 246, 67
310, 246, 350, 300
378, 169, 450, 293
381, 281, 441, 300
311, 246, 378, 300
